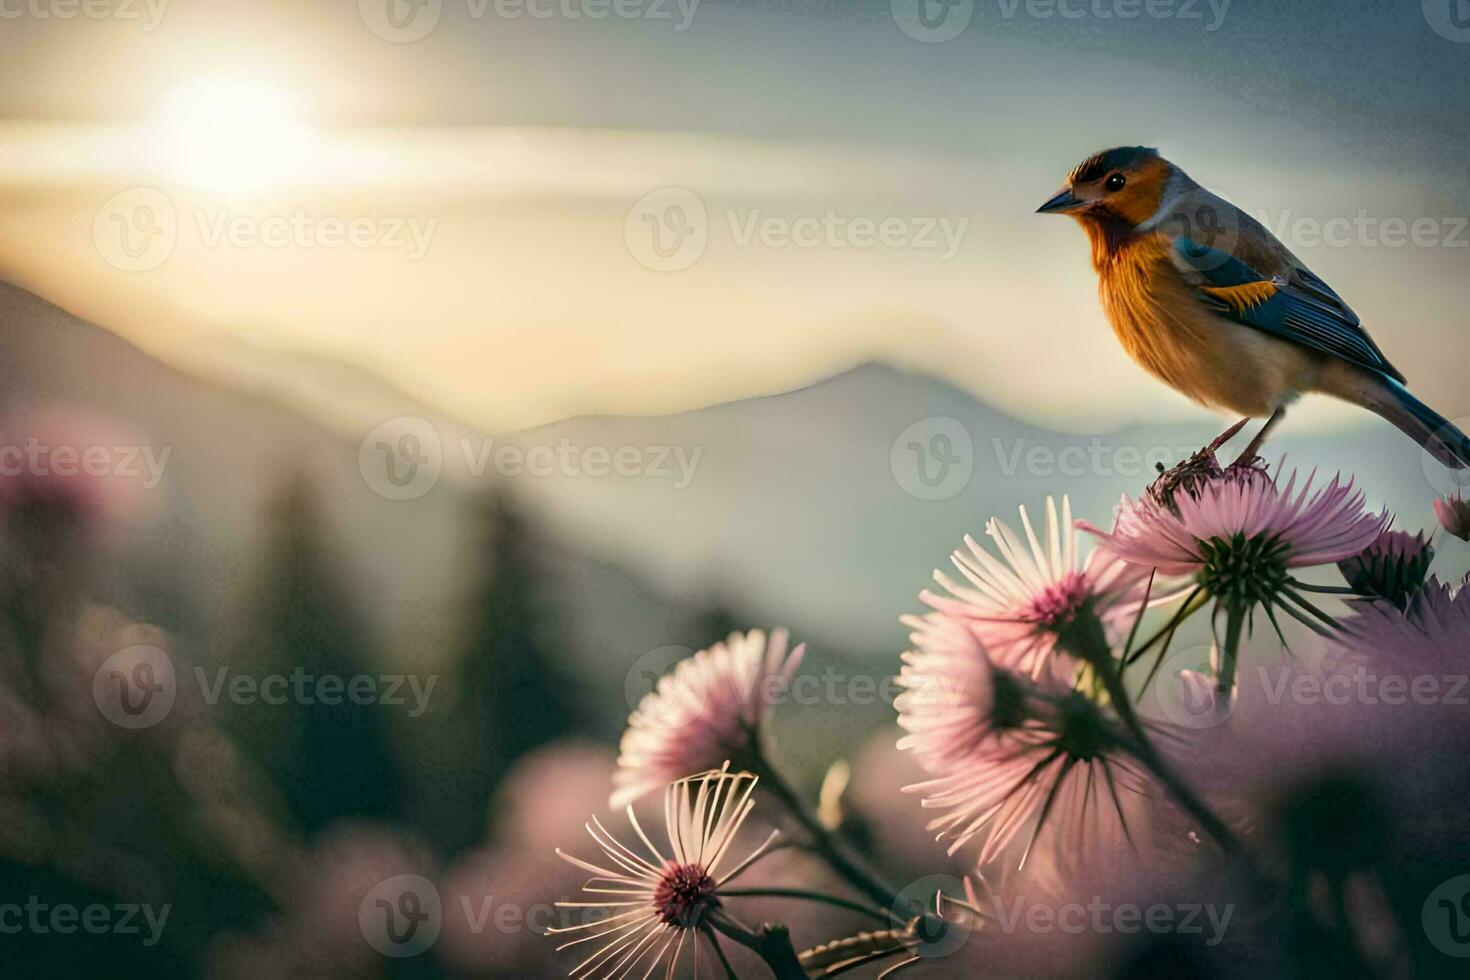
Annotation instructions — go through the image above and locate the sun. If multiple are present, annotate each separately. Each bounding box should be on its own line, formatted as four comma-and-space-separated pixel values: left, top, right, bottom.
153, 75, 317, 192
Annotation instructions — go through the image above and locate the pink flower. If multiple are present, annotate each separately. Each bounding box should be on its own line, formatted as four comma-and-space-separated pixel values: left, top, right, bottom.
1434, 493, 1470, 542
208, 822, 439, 975
895, 623, 1161, 875
920, 497, 1149, 682
1332, 575, 1470, 665
611, 629, 804, 808
0, 407, 150, 533
1336, 529, 1434, 608
1084, 466, 1388, 601
1181, 579, 1470, 841
550, 768, 780, 979
493, 741, 618, 853
894, 617, 1024, 776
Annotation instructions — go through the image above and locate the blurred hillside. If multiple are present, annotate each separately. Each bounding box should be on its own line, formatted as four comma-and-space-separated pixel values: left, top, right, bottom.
2, 278, 1461, 673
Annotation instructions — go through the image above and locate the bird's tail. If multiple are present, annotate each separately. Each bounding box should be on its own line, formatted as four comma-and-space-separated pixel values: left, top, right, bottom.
1316, 362, 1470, 470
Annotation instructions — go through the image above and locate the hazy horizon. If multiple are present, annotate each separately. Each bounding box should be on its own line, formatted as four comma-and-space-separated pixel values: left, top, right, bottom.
2, 0, 1468, 439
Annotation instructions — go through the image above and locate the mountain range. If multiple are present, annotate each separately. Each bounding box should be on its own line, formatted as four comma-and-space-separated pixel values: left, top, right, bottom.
2, 278, 1463, 698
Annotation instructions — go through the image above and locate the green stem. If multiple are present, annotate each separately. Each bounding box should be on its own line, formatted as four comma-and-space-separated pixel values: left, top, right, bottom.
1063, 611, 1247, 861
753, 757, 900, 912
1123, 587, 1208, 667
1217, 600, 1246, 699
1119, 570, 1156, 661
720, 887, 891, 924
1286, 579, 1362, 596
707, 910, 808, 980
1107, 668, 1245, 859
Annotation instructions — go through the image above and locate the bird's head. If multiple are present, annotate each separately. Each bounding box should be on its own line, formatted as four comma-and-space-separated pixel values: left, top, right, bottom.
1036, 146, 1178, 230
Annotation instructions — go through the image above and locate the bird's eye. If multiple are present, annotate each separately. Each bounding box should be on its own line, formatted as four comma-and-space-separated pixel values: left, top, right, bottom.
1106, 173, 1127, 191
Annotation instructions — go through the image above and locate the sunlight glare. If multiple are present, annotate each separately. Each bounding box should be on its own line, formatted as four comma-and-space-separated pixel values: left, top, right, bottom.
153, 76, 316, 192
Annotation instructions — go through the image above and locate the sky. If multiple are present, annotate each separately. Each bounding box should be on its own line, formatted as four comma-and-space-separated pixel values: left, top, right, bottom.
1, 0, 1468, 437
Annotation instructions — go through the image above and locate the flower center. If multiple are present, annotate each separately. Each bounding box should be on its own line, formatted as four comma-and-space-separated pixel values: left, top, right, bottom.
654, 862, 719, 927
989, 670, 1030, 730
1023, 572, 1093, 633
1149, 450, 1267, 514
1197, 533, 1290, 606
1056, 695, 1112, 761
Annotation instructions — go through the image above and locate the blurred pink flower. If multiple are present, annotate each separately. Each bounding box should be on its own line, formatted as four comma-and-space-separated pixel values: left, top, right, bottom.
611, 628, 804, 808
920, 496, 1148, 682
1434, 492, 1470, 541
207, 821, 439, 977
0, 686, 56, 785
1181, 581, 1470, 849
282, 822, 439, 968
0, 406, 151, 533
550, 767, 779, 979
494, 740, 617, 853
0, 605, 180, 788
440, 844, 591, 976
843, 727, 956, 876
1331, 574, 1470, 667
1084, 466, 1388, 585
895, 624, 1160, 875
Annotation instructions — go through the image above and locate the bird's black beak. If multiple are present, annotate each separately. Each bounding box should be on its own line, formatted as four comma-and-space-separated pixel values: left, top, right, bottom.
1035, 188, 1085, 215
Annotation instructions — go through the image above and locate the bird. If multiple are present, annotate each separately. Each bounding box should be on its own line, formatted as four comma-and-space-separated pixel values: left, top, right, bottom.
1035, 145, 1470, 469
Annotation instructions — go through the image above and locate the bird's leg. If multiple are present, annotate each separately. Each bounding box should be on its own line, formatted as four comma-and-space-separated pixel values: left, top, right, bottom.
1233, 407, 1285, 467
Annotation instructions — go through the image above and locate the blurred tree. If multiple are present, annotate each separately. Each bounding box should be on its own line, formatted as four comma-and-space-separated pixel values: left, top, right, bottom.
222, 476, 402, 835
427, 487, 583, 851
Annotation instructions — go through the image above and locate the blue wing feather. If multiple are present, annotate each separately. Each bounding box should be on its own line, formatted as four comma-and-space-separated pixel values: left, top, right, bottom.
1172, 236, 1405, 383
